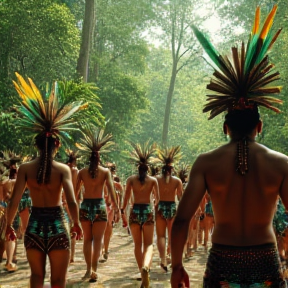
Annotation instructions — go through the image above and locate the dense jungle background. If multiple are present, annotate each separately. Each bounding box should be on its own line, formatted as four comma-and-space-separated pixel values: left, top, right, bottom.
0, 0, 287, 179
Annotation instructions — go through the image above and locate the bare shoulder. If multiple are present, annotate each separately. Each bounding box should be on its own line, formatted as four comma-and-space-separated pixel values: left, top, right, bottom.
52, 161, 71, 173
172, 176, 182, 184
147, 175, 157, 183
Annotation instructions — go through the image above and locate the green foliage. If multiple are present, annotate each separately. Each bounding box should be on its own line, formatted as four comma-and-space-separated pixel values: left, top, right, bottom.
0, 0, 80, 84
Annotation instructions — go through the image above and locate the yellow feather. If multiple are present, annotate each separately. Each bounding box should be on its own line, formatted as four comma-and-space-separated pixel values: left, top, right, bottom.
252, 6, 260, 35
15, 72, 37, 101
259, 5, 278, 40
28, 77, 43, 103
12, 80, 27, 102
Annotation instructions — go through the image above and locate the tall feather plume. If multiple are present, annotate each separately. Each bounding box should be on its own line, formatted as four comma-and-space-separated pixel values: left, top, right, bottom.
175, 162, 191, 183
128, 140, 157, 167
156, 146, 182, 166
0, 150, 22, 168
192, 5, 282, 119
75, 124, 114, 155
13, 72, 88, 139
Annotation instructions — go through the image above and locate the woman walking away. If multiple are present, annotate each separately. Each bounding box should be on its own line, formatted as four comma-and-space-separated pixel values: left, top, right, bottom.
76, 125, 120, 283
121, 141, 159, 288
6, 73, 84, 288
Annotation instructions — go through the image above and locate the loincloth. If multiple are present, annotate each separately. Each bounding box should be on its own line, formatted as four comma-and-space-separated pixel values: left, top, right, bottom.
80, 198, 107, 223
203, 243, 286, 287
24, 206, 70, 253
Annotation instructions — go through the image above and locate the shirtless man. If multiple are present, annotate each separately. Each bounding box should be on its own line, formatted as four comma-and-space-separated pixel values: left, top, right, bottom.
171, 5, 285, 287
75, 127, 120, 283
155, 148, 182, 271
121, 142, 159, 288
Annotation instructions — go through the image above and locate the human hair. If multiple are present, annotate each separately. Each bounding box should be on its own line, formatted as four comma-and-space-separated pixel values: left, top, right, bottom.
224, 108, 260, 138
162, 165, 173, 178
67, 154, 77, 165
35, 133, 60, 184
89, 151, 100, 179
138, 163, 148, 184
9, 162, 17, 179
113, 176, 120, 183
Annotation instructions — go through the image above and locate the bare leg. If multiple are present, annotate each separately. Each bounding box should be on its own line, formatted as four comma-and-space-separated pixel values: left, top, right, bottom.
19, 208, 30, 233
26, 249, 46, 288
141, 223, 154, 288
70, 237, 76, 262
91, 221, 107, 272
5, 240, 16, 270
129, 223, 143, 270
155, 215, 167, 267
103, 208, 114, 258
142, 223, 154, 269
49, 249, 70, 288
166, 217, 174, 256
81, 221, 93, 276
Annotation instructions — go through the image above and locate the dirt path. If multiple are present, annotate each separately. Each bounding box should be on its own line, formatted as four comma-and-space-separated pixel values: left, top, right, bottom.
0, 225, 208, 288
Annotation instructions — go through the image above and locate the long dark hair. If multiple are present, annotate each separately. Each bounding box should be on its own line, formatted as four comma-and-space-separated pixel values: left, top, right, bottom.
35, 133, 60, 184
138, 163, 148, 184
89, 151, 100, 179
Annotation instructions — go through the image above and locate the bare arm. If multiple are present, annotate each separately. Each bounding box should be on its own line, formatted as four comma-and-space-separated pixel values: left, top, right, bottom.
75, 171, 83, 199
279, 160, 288, 210
153, 179, 160, 206
105, 171, 119, 210
121, 178, 132, 212
176, 179, 183, 201
171, 156, 207, 269
6, 165, 26, 227
63, 167, 79, 225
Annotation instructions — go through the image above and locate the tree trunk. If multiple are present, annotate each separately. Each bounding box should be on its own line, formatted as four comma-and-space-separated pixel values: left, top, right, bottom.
162, 62, 177, 146
76, 0, 95, 82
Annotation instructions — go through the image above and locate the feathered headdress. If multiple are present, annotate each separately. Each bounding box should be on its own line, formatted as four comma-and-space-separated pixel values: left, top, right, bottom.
0, 163, 9, 182
76, 125, 114, 155
128, 140, 157, 167
65, 148, 80, 164
0, 150, 21, 168
156, 146, 182, 167
192, 5, 282, 120
13, 72, 88, 139
128, 140, 157, 184
76, 125, 114, 178
12, 72, 87, 183
175, 163, 191, 183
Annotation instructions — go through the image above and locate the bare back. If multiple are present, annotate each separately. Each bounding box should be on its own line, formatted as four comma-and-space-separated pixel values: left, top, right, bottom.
20, 159, 72, 207
77, 166, 109, 199
201, 141, 288, 245
156, 175, 182, 202
124, 175, 159, 206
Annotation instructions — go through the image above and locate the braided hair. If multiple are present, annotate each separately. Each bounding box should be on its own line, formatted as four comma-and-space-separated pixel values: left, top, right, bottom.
89, 151, 100, 179
35, 133, 60, 184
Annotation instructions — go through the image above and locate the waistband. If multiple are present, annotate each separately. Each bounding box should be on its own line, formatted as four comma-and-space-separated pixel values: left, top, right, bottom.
211, 242, 276, 251
82, 198, 105, 204
132, 203, 152, 209
30, 206, 64, 217
159, 200, 176, 205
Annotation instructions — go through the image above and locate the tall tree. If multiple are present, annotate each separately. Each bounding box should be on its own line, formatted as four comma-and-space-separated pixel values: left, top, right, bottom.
76, 0, 95, 82
153, 0, 217, 145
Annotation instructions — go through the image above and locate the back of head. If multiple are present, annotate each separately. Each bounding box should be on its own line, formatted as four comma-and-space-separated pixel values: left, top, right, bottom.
35, 133, 60, 184
225, 108, 260, 139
